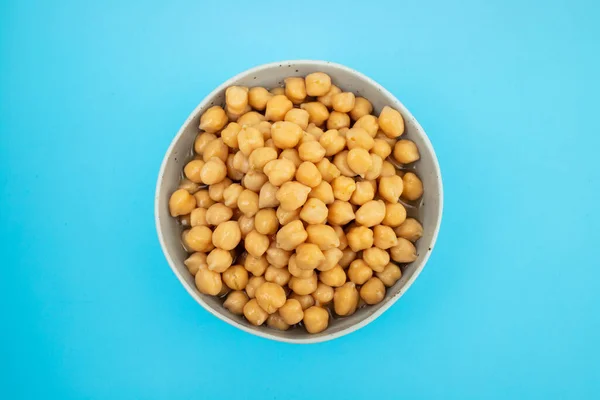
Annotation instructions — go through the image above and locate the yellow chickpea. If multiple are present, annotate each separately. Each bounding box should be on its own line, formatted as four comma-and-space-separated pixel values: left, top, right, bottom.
290, 293, 315, 310
284, 77, 307, 104
346, 226, 374, 252
224, 290, 249, 315
264, 244, 289, 270
269, 87, 285, 95
237, 111, 265, 127
278, 148, 302, 167
334, 282, 359, 316
276, 181, 311, 211
248, 147, 278, 171
353, 114, 379, 137
306, 123, 324, 139
381, 202, 407, 228
243, 299, 269, 326
360, 277, 386, 305
207, 178, 230, 203
318, 129, 345, 157
265, 265, 291, 287
327, 111, 350, 130
254, 282, 286, 314
178, 178, 201, 194
192, 190, 213, 209
199, 105, 228, 133
317, 247, 343, 272
348, 259, 373, 285
395, 218, 423, 242
327, 200, 355, 225
271, 121, 303, 149
390, 238, 418, 263
184, 252, 207, 275
222, 184, 243, 209
299, 198, 328, 224
362, 247, 390, 272
300, 102, 330, 126
401, 172, 424, 201
303, 306, 329, 333
225, 86, 249, 114
393, 139, 420, 164
245, 276, 266, 298
205, 203, 233, 226
199, 157, 226, 185
378, 106, 405, 138
194, 132, 217, 155
295, 162, 322, 188
312, 283, 334, 305
305, 72, 332, 96
295, 243, 326, 270
222, 265, 249, 290
226, 154, 244, 181
276, 206, 300, 225
232, 151, 249, 174
276, 220, 307, 251
265, 94, 293, 122
331, 176, 357, 201
339, 247, 357, 268
233, 188, 259, 217
349, 97, 373, 121
346, 148, 372, 177
183, 160, 205, 184
377, 162, 394, 179
212, 220, 241, 250
254, 121, 273, 140
363, 154, 383, 181
346, 127, 374, 150
245, 230, 270, 258
333, 151, 356, 177
237, 126, 264, 156
226, 104, 251, 122
237, 215, 255, 239
288, 254, 314, 278
350, 181, 375, 206
319, 265, 346, 287
317, 84, 341, 108
282, 109, 309, 131
306, 224, 340, 251
373, 225, 399, 249
331, 92, 355, 113
254, 209, 279, 235
297, 141, 326, 163
371, 138, 392, 160
279, 299, 305, 325
244, 254, 268, 277
195, 268, 222, 295
184, 226, 213, 252
248, 87, 272, 111
355, 200, 386, 227
258, 182, 280, 209
309, 181, 335, 205
202, 138, 228, 163
169, 189, 197, 217
378, 175, 404, 203
376, 263, 402, 287
242, 170, 268, 192
267, 312, 290, 331
316, 158, 341, 183
289, 272, 318, 295
263, 158, 296, 186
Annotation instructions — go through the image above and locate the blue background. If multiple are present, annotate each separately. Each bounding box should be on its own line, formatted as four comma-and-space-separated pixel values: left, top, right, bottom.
1, 0, 599, 398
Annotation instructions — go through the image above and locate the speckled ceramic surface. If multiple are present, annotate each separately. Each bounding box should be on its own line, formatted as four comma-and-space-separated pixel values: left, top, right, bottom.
155, 60, 443, 343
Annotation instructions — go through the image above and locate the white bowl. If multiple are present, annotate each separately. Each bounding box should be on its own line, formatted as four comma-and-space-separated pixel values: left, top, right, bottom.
155, 60, 443, 343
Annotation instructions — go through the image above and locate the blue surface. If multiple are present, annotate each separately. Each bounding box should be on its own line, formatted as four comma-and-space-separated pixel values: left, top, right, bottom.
1, 0, 599, 398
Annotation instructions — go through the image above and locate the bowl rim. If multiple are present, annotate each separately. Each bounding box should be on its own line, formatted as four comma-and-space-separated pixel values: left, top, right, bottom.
155, 60, 444, 344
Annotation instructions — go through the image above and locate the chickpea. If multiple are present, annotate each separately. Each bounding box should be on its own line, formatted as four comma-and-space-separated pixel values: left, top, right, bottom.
327, 111, 350, 130
327, 200, 355, 226
378, 106, 405, 138
393, 139, 420, 164
237, 189, 259, 217
242, 170, 268, 192
222, 291, 249, 315
300, 102, 330, 126
282, 109, 309, 131
317, 248, 343, 272
401, 172, 424, 201
312, 283, 334, 305
290, 293, 315, 311
225, 86, 248, 114
376, 263, 402, 287
317, 84, 341, 108
222, 265, 249, 290
276, 181, 311, 211
297, 141, 326, 163
226, 154, 244, 181
294, 162, 322, 188
206, 178, 230, 203
232, 151, 250, 174
263, 159, 295, 187
185, 155, 208, 181
346, 226, 374, 252
267, 243, 292, 268
390, 238, 418, 263
276, 220, 307, 251
267, 312, 290, 330
206, 247, 233, 273
346, 148, 372, 177
395, 218, 423, 242
178, 178, 201, 194
199, 157, 226, 185
380, 203, 406, 229
254, 209, 279, 235
222, 184, 243, 209
353, 114, 379, 137
205, 203, 233, 226
333, 151, 356, 177
270, 121, 303, 150
248, 147, 277, 171
360, 277, 386, 305
288, 254, 314, 278
184, 252, 207, 275
265, 265, 291, 287
373, 225, 399, 250
320, 264, 346, 287
226, 104, 251, 122
243, 299, 269, 326
184, 226, 213, 252
338, 127, 349, 136
331, 283, 359, 317
270, 87, 285, 95
331, 176, 357, 202
195, 267, 222, 295
245, 276, 266, 298
317, 130, 344, 158
254, 282, 286, 314
345, 127, 374, 151
377, 162, 394, 179
283, 77, 307, 104
191, 190, 212, 209
245, 230, 270, 258
339, 247, 357, 268
202, 138, 228, 163
308, 181, 335, 205
378, 175, 404, 203
237, 215, 255, 239
306, 123, 324, 139
371, 139, 392, 160
305, 72, 332, 96
361, 155, 382, 181
331, 92, 355, 113
289, 272, 318, 295
348, 259, 373, 285
237, 126, 264, 156
237, 111, 265, 127
265, 94, 293, 122
276, 206, 300, 225
255, 121, 273, 140
299, 198, 328, 224
332, 225, 348, 250
194, 132, 217, 155
279, 299, 304, 324
295, 243, 325, 270
199, 105, 228, 133
248, 87, 272, 111
303, 306, 329, 333
363, 247, 390, 272
258, 182, 280, 209
349, 97, 373, 120
244, 254, 268, 277
169, 189, 196, 217
315, 160, 341, 184
212, 220, 241, 250
278, 148, 302, 168
306, 224, 340, 250
350, 181, 375, 206
355, 199, 386, 227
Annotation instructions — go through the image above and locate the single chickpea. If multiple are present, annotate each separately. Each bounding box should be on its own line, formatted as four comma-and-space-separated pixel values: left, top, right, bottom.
254, 209, 279, 235
267, 312, 290, 331
263, 158, 296, 186
279, 148, 302, 168
276, 181, 311, 211
349, 97, 373, 121
226, 154, 244, 181
195, 268, 222, 295
245, 276, 266, 298
378, 106, 405, 138
362, 247, 390, 272
212, 220, 241, 250
360, 277, 386, 305
254, 121, 272, 140
390, 238, 418, 263
271, 120, 304, 149
224, 290, 249, 315
290, 293, 315, 310
382, 202, 407, 228
199, 157, 227, 185
348, 259, 373, 285
298, 141, 326, 163
237, 111, 265, 127
169, 189, 197, 217
401, 172, 424, 201
317, 84, 341, 108
346, 127, 374, 150
295, 162, 322, 188
332, 92, 355, 113
312, 283, 334, 305
193, 190, 213, 208
303, 306, 329, 333
225, 86, 249, 114
376, 263, 402, 287
248, 87, 272, 111
284, 77, 307, 104
306, 224, 340, 250
248, 147, 278, 171
199, 106, 228, 133
319, 265, 346, 288
255, 282, 286, 314
237, 215, 255, 239
395, 218, 423, 242
353, 114, 379, 137
371, 139, 392, 159
279, 299, 305, 324
350, 181, 375, 206
306, 123, 324, 139
184, 252, 207, 275
238, 126, 264, 156
223, 184, 244, 209
265, 265, 291, 287
226, 105, 251, 123
317, 248, 343, 272
295, 243, 326, 270
208, 178, 231, 202
364, 154, 383, 181
183, 160, 205, 183
283, 109, 309, 130
289, 272, 318, 295
237, 189, 259, 217
327, 111, 350, 130
346, 226, 374, 252
393, 140, 420, 164
305, 72, 332, 96
222, 265, 249, 290
309, 181, 335, 205
265, 94, 293, 122
184, 226, 213, 252
244, 255, 268, 277
380, 161, 396, 178
270, 87, 285, 95
202, 138, 229, 163
333, 151, 356, 177
276, 206, 300, 225
299, 198, 328, 224
276, 220, 307, 251
319, 129, 346, 157
355, 200, 386, 227
316, 158, 341, 183
288, 254, 314, 278
339, 247, 357, 268
373, 225, 399, 249
243, 299, 269, 326
178, 178, 201, 194
205, 203, 233, 226
332, 225, 348, 250
378, 175, 404, 203
242, 170, 268, 193
331, 176, 357, 201
194, 132, 217, 155
245, 230, 270, 258
327, 200, 355, 226
232, 151, 250, 174
333, 282, 359, 316
258, 182, 280, 209
267, 243, 292, 268
347, 148, 373, 177
300, 102, 330, 126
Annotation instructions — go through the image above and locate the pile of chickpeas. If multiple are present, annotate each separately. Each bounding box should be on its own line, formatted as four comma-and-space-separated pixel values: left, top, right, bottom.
168, 72, 425, 334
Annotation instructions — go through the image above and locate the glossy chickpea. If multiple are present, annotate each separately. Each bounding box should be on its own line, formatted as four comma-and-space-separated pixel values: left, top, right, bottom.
199, 106, 228, 133
317, 248, 343, 272
265, 265, 291, 287
237, 126, 264, 156
299, 198, 328, 224
312, 283, 334, 305
278, 148, 301, 167
237, 215, 255, 239
184, 226, 213, 252
373, 225, 399, 249
353, 114, 379, 137
276, 220, 307, 251
346, 148, 372, 177
192, 190, 212, 209
232, 151, 250, 174
371, 139, 392, 160
284, 77, 307, 104
327, 200, 355, 225
202, 138, 228, 163
327, 111, 350, 130
348, 259, 373, 285
212, 220, 241, 250
244, 255, 268, 277
376, 263, 402, 287
331, 176, 357, 201
271, 121, 303, 149
295, 243, 326, 270
382, 203, 406, 228
225, 86, 249, 114
333, 282, 359, 316
248, 87, 272, 111
309, 181, 335, 205
393, 140, 420, 164
258, 182, 280, 209
242, 170, 268, 192
279, 299, 304, 324
237, 111, 264, 127
245, 230, 270, 258
183, 160, 205, 184
248, 147, 277, 171
364, 154, 383, 181
306, 122, 324, 137
390, 238, 418, 263
226, 154, 244, 181
263, 158, 296, 186
243, 299, 269, 326
207, 178, 230, 203
295, 162, 322, 188
318, 130, 345, 157
245, 276, 266, 298
290, 293, 315, 311
265, 94, 293, 122
289, 272, 318, 295
226, 104, 251, 122
195, 268, 222, 295
331, 92, 355, 113
178, 178, 201, 194
355, 200, 386, 227
267, 312, 290, 330
339, 247, 358, 268
276, 206, 300, 225
194, 132, 217, 155
288, 254, 314, 278
319, 265, 346, 287
362, 247, 390, 272
237, 189, 259, 218
205, 203, 233, 226
317, 84, 341, 108
300, 102, 330, 126
255, 282, 286, 314
224, 291, 249, 315
378, 175, 404, 203
349, 97, 373, 120
360, 277, 386, 305
305, 72, 331, 96
333, 151, 356, 177
305, 224, 340, 251
184, 252, 207, 275
221, 265, 249, 290
346, 226, 374, 252
401, 172, 424, 201
254, 209, 279, 235
169, 189, 196, 217
282, 109, 309, 131
378, 106, 405, 138
298, 141, 326, 163
276, 182, 311, 211
222, 184, 243, 209
346, 127, 374, 150
266, 241, 292, 268
199, 158, 226, 185
303, 306, 329, 333
395, 218, 423, 242
316, 159, 341, 183
350, 181, 375, 206
255, 121, 272, 140
332, 225, 348, 250
379, 161, 396, 178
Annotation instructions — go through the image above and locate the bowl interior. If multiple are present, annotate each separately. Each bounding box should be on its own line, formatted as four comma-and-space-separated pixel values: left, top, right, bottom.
155, 61, 442, 343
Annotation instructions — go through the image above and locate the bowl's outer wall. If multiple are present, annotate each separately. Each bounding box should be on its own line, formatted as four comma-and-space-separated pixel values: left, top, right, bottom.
156, 61, 443, 343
